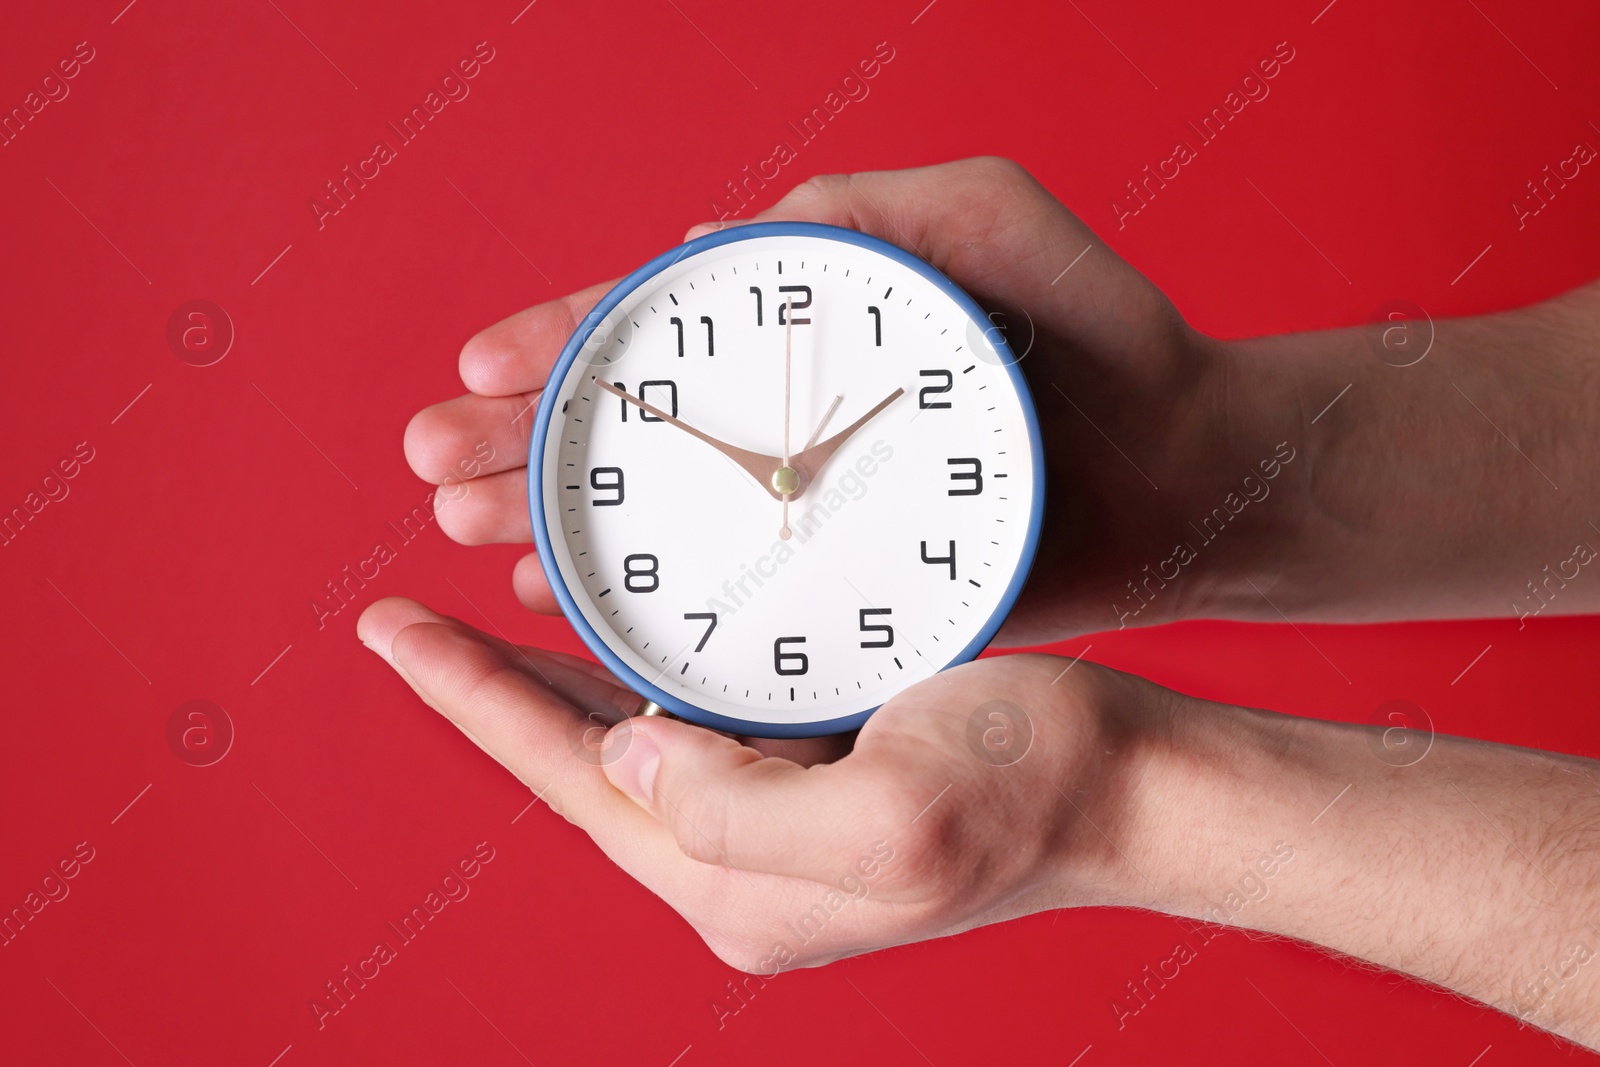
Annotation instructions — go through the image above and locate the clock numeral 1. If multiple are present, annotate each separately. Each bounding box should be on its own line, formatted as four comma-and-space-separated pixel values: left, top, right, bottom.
866, 306, 881, 346
920, 540, 957, 580
749, 286, 762, 326
774, 636, 809, 676
623, 553, 660, 593
947, 458, 983, 496
918, 369, 953, 409
669, 316, 714, 357
589, 466, 624, 506
616, 380, 679, 423
684, 612, 717, 652
858, 608, 893, 648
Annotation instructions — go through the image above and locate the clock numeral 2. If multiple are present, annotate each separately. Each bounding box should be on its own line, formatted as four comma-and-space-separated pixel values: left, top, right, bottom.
774, 636, 809, 676
918, 369, 953, 409
623, 553, 660, 593
669, 316, 714, 358
858, 608, 894, 648
749, 285, 813, 326
920, 540, 957, 580
616, 380, 678, 423
683, 612, 717, 652
947, 458, 983, 496
589, 466, 624, 506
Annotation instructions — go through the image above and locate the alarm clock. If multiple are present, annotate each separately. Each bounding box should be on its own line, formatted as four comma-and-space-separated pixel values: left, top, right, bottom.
528, 222, 1043, 737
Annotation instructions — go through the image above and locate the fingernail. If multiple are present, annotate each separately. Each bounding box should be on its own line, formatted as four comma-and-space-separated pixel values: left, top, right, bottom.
609, 725, 660, 804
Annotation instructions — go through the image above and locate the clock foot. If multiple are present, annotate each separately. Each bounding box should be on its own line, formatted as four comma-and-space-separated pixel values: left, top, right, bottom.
637, 700, 679, 721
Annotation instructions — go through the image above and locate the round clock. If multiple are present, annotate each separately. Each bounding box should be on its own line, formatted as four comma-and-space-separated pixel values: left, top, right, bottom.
528, 222, 1044, 738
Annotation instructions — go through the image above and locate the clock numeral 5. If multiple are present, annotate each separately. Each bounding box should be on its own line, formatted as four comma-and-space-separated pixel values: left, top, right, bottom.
589, 466, 624, 506
669, 316, 714, 358
774, 636, 809, 676
623, 553, 660, 593
858, 608, 894, 648
947, 458, 983, 496
918, 369, 953, 409
748, 285, 813, 326
615, 380, 678, 423
920, 540, 957, 580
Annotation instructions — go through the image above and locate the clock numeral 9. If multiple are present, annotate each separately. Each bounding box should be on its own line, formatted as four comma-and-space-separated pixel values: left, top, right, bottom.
616, 380, 678, 423
773, 636, 809, 676
623, 553, 660, 593
947, 458, 983, 496
589, 466, 624, 506
920, 540, 957, 580
918, 369, 953, 409
858, 608, 894, 648
748, 285, 813, 326
669, 316, 714, 358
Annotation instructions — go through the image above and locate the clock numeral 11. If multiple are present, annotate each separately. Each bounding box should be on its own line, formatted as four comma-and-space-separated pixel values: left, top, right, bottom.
669, 316, 714, 358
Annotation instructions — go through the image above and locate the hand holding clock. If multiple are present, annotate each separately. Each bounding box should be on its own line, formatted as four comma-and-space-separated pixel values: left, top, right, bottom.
379, 158, 1600, 1046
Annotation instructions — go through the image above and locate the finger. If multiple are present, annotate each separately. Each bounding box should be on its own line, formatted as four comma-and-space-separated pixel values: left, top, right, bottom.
433, 468, 532, 545
737, 733, 855, 767
403, 393, 535, 485
511, 551, 560, 614
601, 716, 905, 883
459, 278, 620, 397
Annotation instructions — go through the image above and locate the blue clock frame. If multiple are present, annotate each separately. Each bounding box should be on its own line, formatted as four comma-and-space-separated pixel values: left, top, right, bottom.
528, 221, 1046, 738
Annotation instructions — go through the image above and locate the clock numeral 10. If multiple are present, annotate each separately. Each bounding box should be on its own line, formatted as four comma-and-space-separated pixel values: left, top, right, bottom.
920, 540, 957, 580
615, 380, 678, 422
589, 466, 624, 506
947, 458, 983, 496
918, 369, 952, 409
858, 608, 893, 648
623, 553, 660, 593
669, 316, 714, 358
749, 285, 813, 326
774, 636, 809, 676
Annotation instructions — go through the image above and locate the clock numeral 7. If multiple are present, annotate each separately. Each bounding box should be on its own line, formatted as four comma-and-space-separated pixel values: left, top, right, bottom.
669, 316, 714, 358
918, 369, 953, 409
615, 380, 678, 423
947, 457, 983, 496
749, 285, 813, 326
683, 612, 717, 652
774, 636, 809, 676
920, 540, 957, 580
858, 608, 893, 648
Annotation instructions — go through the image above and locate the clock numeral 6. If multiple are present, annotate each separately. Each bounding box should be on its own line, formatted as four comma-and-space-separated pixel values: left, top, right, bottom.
774, 636, 809, 676
589, 466, 624, 506
920, 540, 957, 580
947, 457, 983, 496
615, 380, 678, 423
918, 369, 953, 409
858, 608, 894, 648
623, 553, 660, 593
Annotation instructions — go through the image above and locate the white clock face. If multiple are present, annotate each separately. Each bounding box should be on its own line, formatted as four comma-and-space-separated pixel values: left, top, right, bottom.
533, 228, 1041, 735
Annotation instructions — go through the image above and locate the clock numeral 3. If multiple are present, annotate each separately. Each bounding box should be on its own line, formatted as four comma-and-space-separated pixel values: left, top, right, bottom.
918, 369, 953, 409
774, 636, 809, 676
623, 553, 660, 593
858, 608, 894, 648
669, 316, 714, 358
589, 466, 624, 506
920, 540, 957, 580
947, 458, 983, 496
616, 380, 679, 423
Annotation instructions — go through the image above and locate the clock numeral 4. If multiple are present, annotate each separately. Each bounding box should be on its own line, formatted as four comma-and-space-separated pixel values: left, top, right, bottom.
623, 553, 660, 593
683, 612, 717, 652
669, 315, 714, 358
920, 540, 957, 580
858, 608, 894, 648
589, 466, 624, 506
615, 380, 678, 423
947, 457, 983, 496
774, 636, 809, 676
918, 369, 953, 409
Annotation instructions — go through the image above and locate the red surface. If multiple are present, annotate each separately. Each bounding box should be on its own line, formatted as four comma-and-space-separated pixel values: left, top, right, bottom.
3, 0, 1598, 1063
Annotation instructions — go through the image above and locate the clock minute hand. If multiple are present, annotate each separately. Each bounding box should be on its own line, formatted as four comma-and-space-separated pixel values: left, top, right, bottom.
787, 387, 905, 499
594, 379, 789, 500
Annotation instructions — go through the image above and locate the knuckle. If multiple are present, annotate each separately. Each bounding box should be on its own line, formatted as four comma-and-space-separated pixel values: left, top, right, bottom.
792, 172, 852, 203
665, 779, 735, 867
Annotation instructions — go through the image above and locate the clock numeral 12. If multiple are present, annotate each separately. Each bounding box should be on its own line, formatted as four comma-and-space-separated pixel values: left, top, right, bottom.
920, 540, 957, 580
669, 316, 714, 358
749, 285, 813, 326
774, 636, 809, 676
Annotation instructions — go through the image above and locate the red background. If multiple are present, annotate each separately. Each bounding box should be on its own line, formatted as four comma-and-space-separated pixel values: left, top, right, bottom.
4, 0, 1599, 1063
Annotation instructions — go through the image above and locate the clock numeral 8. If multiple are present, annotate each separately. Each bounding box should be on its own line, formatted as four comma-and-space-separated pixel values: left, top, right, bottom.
774, 636, 809, 676
623, 553, 660, 593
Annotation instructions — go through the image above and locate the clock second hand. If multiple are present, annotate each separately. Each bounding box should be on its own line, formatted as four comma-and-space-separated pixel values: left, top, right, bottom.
779, 297, 795, 540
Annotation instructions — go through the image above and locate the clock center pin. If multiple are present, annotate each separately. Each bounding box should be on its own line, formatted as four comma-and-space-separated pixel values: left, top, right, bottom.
772, 465, 799, 496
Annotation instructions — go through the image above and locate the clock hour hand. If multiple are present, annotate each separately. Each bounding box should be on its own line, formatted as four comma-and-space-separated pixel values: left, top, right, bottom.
787, 387, 905, 498
594, 379, 790, 500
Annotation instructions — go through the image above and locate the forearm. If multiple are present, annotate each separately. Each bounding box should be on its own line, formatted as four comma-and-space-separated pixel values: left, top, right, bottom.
1102, 681, 1600, 1046
1201, 280, 1600, 624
